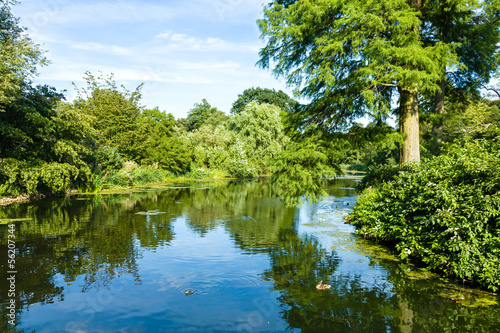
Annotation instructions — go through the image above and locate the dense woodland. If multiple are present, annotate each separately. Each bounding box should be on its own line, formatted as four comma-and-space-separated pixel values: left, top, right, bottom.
1, 0, 500, 290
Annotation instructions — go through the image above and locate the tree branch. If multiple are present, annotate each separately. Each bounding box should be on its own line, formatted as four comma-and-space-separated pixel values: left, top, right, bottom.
481, 84, 500, 99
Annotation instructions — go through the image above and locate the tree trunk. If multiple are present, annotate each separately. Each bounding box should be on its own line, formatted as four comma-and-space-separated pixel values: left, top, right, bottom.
399, 88, 420, 165
431, 79, 445, 153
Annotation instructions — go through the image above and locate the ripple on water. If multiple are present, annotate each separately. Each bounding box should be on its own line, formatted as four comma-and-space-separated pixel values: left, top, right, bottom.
167, 272, 265, 297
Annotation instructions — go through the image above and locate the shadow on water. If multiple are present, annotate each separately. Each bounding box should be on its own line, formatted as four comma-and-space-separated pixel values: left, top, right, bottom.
0, 178, 499, 332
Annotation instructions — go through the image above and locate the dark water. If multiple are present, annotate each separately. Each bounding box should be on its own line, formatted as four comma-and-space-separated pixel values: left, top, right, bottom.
0, 178, 499, 332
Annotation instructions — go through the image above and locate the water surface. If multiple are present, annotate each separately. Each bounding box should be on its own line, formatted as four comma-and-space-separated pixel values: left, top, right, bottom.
1, 178, 499, 332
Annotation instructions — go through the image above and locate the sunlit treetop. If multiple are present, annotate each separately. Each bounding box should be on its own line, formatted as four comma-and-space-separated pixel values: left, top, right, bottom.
257, 0, 489, 131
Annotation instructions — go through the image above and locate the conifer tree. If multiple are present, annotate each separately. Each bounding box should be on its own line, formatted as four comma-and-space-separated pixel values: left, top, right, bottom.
258, 0, 497, 164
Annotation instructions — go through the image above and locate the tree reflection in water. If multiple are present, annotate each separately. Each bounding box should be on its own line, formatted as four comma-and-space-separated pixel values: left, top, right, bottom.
0, 189, 174, 331
262, 228, 402, 332
1, 179, 499, 332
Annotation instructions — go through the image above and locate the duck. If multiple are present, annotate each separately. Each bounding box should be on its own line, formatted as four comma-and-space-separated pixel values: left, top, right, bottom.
316, 280, 331, 290
185, 290, 194, 295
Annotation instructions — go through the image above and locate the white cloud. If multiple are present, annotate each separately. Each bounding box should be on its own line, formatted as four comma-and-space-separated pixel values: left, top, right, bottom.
14, 1, 177, 25
70, 42, 132, 56
152, 31, 261, 53
13, 0, 291, 119
155, 31, 173, 39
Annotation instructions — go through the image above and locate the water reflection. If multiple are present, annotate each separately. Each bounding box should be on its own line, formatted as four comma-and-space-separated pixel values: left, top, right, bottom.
0, 179, 499, 332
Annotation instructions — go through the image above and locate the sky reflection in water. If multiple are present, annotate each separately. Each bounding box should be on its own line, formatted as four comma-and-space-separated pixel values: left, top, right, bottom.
0, 178, 499, 332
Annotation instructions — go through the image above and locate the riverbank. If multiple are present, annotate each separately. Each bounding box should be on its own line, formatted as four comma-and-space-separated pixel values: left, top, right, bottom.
0, 193, 47, 206
0, 167, 361, 207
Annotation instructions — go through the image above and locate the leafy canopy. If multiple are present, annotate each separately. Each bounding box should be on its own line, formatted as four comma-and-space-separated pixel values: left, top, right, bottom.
0, 0, 48, 108
74, 71, 144, 161
186, 99, 225, 132
229, 102, 289, 173
231, 87, 298, 115
138, 107, 192, 172
259, 0, 461, 131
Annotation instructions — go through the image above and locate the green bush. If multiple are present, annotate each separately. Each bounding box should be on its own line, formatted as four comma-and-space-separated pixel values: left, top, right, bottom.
346, 138, 500, 291
103, 161, 165, 188
130, 165, 164, 185
0, 158, 92, 196
105, 170, 131, 188
94, 145, 124, 171
355, 164, 399, 191
183, 167, 214, 180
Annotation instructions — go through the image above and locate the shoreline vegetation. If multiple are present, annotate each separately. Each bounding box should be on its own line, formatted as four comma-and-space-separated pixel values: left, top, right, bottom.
1, 0, 500, 294
0, 166, 365, 206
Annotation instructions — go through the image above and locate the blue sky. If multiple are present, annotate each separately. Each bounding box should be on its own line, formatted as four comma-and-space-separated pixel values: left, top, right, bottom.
13, 0, 292, 119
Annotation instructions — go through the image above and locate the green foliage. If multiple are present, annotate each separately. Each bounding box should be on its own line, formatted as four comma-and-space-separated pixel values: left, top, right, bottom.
343, 122, 402, 166
258, 0, 460, 130
271, 136, 340, 207
74, 71, 144, 161
229, 102, 288, 174
94, 145, 123, 171
424, 1, 500, 92
0, 84, 64, 160
421, 98, 500, 157
0, 158, 93, 196
443, 100, 500, 141
220, 138, 257, 178
138, 107, 192, 172
346, 138, 500, 291
104, 161, 164, 188
355, 164, 399, 192
231, 87, 298, 115
184, 121, 257, 178
182, 167, 215, 180
186, 99, 225, 132
0, 1, 49, 108
0, 83, 97, 196
129, 164, 164, 185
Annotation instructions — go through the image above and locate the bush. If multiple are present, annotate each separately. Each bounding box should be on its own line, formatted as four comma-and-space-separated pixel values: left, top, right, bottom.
355, 164, 399, 191
0, 158, 92, 195
94, 145, 124, 171
183, 167, 213, 180
103, 161, 165, 188
105, 170, 131, 188
130, 165, 163, 185
346, 138, 500, 291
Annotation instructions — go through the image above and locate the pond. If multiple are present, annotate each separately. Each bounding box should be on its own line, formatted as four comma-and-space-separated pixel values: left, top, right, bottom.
0, 178, 499, 332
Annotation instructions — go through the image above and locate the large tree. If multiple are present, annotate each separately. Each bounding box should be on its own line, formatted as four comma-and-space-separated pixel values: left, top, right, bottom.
258, 0, 491, 164
0, 0, 48, 109
74, 72, 144, 161
137, 107, 192, 171
231, 87, 298, 114
420, 1, 500, 151
229, 102, 289, 173
186, 99, 225, 132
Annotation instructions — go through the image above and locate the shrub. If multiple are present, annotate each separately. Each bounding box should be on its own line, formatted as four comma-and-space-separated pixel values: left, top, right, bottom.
0, 158, 92, 195
105, 170, 131, 188
355, 164, 399, 191
346, 138, 500, 291
94, 145, 124, 171
183, 167, 213, 180
130, 165, 164, 185
104, 161, 165, 188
